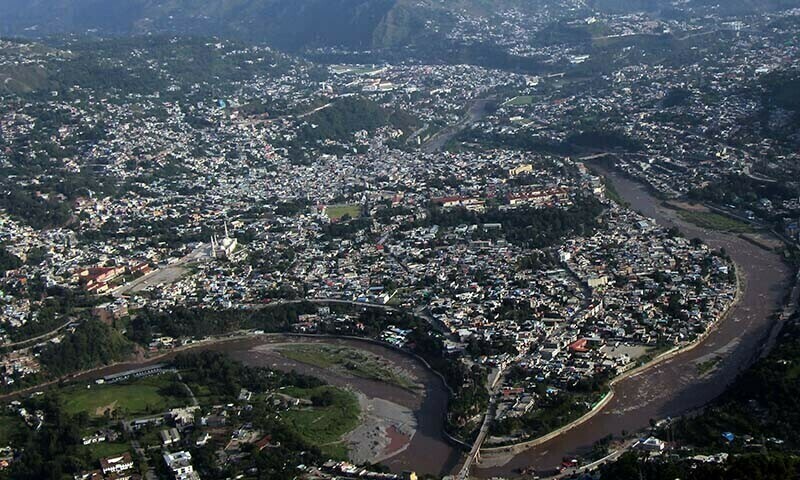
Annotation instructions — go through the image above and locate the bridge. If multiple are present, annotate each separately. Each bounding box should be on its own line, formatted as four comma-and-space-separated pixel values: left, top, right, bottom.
455, 367, 507, 479
455, 397, 496, 479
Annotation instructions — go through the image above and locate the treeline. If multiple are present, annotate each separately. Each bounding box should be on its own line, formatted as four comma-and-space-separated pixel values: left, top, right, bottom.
688, 173, 798, 208
127, 302, 318, 344
173, 351, 324, 399
0, 170, 119, 229
566, 129, 644, 152
425, 195, 605, 248
0, 247, 22, 272
0, 395, 95, 480
761, 69, 800, 112
27, 36, 296, 100
670, 313, 800, 448
600, 451, 800, 480
9, 286, 103, 343
38, 320, 133, 376
456, 127, 642, 154
662, 87, 693, 108
0, 190, 72, 230
296, 96, 419, 143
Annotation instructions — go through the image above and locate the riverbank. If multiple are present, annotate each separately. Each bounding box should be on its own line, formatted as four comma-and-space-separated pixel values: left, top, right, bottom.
0, 329, 464, 476
481, 262, 743, 459
475, 165, 793, 478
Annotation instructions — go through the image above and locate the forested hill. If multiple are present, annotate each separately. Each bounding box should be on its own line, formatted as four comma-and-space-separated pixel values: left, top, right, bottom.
3, 0, 799, 54
0, 0, 397, 51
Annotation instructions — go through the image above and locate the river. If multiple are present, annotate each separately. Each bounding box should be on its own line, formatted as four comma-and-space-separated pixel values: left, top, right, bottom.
7, 169, 790, 479
224, 336, 463, 476
421, 97, 495, 153
475, 166, 794, 477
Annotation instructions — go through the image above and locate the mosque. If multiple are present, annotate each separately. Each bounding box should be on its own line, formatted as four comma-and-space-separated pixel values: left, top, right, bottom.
211, 222, 238, 259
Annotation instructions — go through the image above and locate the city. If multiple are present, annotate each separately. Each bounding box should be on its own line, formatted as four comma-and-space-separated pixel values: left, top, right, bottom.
0, 1, 799, 479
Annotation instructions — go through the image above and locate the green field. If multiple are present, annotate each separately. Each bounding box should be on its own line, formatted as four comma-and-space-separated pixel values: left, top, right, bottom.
600, 176, 627, 206
277, 343, 417, 390
677, 210, 754, 233
279, 386, 360, 459
62, 374, 185, 418
325, 204, 361, 221
83, 441, 131, 461
504, 95, 534, 106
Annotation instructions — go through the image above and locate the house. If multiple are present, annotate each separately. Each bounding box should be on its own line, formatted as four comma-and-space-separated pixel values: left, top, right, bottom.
82, 432, 107, 446
100, 452, 134, 475
638, 437, 666, 452
160, 428, 181, 446
163, 451, 198, 480
508, 164, 534, 177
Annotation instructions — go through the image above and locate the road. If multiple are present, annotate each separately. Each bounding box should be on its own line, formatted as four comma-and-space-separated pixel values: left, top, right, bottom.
457, 397, 497, 480
475, 163, 795, 477
456, 366, 510, 479
549, 438, 640, 479
0, 297, 444, 402
1, 317, 76, 350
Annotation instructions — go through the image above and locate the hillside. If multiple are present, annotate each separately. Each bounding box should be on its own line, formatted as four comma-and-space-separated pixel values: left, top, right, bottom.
1, 0, 799, 55
0, 0, 397, 50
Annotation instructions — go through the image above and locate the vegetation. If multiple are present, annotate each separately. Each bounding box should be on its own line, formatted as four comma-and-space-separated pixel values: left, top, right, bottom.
761, 70, 800, 112
0, 248, 23, 272
61, 374, 186, 418
662, 87, 693, 108
83, 441, 133, 461
601, 312, 800, 479
670, 313, 800, 448
0, 395, 94, 480
279, 385, 360, 459
600, 451, 800, 480
0, 189, 73, 229
677, 211, 754, 233
505, 95, 534, 106
456, 127, 643, 155
424, 195, 605, 249
127, 302, 319, 344
175, 351, 325, 400
602, 176, 627, 206
696, 356, 722, 375
325, 204, 362, 221
295, 96, 419, 144
6, 286, 103, 345
276, 343, 418, 390
0, 412, 25, 447
305, 303, 491, 439
39, 320, 133, 376
0, 352, 332, 480
688, 174, 799, 212
492, 373, 610, 441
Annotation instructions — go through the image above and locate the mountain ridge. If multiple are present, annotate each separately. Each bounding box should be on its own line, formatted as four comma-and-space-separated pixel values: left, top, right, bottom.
1, 0, 799, 52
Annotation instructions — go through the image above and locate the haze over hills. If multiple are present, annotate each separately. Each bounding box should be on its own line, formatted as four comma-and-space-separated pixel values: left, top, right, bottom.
2, 0, 799, 52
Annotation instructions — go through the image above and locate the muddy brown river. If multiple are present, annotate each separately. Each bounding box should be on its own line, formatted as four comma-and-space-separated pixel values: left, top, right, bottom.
224, 337, 463, 476
475, 167, 793, 477
32, 169, 792, 478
